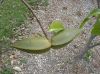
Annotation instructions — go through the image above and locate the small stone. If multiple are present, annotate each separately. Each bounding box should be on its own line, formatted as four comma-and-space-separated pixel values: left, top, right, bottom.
13, 66, 22, 72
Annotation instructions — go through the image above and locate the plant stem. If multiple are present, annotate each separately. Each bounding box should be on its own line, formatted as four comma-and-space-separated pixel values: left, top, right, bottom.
90, 42, 100, 48
77, 0, 100, 59
78, 35, 96, 59
21, 0, 48, 39
97, 0, 100, 8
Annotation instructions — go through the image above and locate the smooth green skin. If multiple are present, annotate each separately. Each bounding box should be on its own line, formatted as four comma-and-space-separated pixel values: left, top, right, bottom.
49, 20, 64, 33
80, 8, 100, 28
12, 36, 51, 50
91, 19, 100, 35
51, 29, 82, 46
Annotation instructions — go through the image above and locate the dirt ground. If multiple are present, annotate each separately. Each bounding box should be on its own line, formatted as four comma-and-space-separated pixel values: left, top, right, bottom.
2, 0, 100, 74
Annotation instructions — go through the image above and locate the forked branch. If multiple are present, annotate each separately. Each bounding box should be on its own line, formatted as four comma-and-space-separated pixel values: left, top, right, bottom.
77, 0, 100, 60
76, 35, 96, 59
90, 42, 100, 48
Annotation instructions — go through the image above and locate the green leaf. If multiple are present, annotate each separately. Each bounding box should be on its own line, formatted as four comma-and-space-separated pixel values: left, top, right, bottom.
49, 20, 64, 33
91, 19, 100, 35
80, 8, 100, 28
80, 17, 90, 28
51, 28, 82, 46
12, 36, 51, 51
